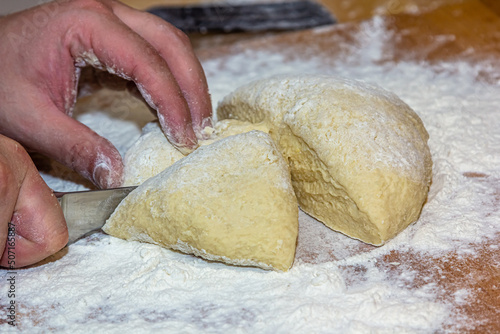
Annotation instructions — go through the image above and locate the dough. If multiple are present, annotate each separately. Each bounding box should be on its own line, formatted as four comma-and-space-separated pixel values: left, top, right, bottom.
122, 119, 269, 186
122, 122, 185, 186
104, 131, 299, 271
120, 74, 432, 246
217, 74, 432, 245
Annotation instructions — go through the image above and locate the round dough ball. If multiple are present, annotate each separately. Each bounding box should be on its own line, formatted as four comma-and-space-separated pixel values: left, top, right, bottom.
217, 74, 432, 245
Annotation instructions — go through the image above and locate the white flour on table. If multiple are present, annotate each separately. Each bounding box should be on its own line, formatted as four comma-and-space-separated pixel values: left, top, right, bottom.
1, 19, 499, 334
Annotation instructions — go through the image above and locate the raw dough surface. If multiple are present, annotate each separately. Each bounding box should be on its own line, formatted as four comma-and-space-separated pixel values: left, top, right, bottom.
120, 74, 431, 246
122, 119, 269, 186
104, 131, 298, 271
122, 122, 185, 186
217, 74, 432, 245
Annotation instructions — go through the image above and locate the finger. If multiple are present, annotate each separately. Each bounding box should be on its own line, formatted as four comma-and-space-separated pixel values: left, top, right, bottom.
110, 2, 213, 137
70, 6, 198, 152
10, 101, 124, 189
0, 137, 68, 268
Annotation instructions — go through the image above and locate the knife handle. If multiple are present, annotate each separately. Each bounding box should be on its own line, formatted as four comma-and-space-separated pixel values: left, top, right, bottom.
54, 186, 137, 244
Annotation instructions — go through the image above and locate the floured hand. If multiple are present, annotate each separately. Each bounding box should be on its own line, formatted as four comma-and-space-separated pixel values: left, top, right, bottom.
0, 135, 68, 268
0, 0, 212, 267
0, 0, 212, 189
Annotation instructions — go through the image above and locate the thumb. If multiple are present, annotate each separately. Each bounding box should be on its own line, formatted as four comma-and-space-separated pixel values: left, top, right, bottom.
0, 135, 68, 268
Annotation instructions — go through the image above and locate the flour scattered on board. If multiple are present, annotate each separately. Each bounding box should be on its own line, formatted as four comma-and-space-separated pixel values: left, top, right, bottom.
1, 18, 499, 333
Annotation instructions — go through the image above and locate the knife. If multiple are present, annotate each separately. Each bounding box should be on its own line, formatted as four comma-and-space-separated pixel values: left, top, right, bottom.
54, 187, 137, 245
147, 0, 336, 33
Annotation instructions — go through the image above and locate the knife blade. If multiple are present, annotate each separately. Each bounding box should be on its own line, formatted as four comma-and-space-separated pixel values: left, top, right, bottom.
147, 0, 336, 33
54, 187, 137, 245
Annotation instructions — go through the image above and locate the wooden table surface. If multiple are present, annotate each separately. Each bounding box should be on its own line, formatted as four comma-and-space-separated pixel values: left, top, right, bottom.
0, 1, 497, 332
118, 1, 500, 333
121, 0, 500, 24
120, 0, 500, 66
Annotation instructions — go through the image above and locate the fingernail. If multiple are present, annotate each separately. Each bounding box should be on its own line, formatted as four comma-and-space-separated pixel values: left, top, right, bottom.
172, 131, 198, 155
93, 161, 123, 189
158, 114, 199, 155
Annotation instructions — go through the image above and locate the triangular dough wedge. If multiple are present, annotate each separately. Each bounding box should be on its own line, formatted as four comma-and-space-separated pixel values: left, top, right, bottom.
217, 74, 432, 245
103, 131, 299, 271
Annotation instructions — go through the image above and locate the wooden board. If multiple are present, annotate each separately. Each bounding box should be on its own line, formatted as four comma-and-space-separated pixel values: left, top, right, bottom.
4, 1, 497, 332
171, 1, 500, 332
121, 0, 497, 24
120, 0, 500, 332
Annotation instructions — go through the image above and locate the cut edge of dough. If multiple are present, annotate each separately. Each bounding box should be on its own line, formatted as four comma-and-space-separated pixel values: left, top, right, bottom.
173, 239, 283, 271
106, 130, 299, 272
216, 74, 432, 246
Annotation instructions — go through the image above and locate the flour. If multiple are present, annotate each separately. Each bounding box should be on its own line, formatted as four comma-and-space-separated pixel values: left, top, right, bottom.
1, 17, 499, 333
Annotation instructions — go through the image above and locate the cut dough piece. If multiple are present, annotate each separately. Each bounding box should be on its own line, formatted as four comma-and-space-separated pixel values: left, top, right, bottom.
122, 119, 269, 186
104, 131, 298, 271
217, 74, 432, 245
122, 122, 185, 186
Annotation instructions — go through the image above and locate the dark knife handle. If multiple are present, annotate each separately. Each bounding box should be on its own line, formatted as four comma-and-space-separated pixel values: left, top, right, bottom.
147, 0, 335, 33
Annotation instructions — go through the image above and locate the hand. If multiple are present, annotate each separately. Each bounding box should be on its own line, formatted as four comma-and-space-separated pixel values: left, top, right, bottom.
0, 135, 68, 268
0, 0, 213, 189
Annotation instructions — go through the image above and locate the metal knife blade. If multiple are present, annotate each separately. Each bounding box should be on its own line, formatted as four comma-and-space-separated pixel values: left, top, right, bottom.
147, 0, 336, 33
54, 187, 137, 245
